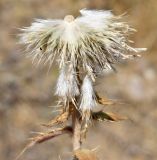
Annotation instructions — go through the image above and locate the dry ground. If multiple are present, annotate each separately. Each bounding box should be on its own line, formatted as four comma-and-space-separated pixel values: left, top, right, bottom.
0, 0, 157, 160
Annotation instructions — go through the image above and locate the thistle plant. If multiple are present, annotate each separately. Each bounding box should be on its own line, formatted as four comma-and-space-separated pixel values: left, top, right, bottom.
18, 9, 146, 159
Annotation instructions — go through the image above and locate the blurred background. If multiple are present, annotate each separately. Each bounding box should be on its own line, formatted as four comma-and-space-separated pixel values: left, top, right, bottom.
0, 0, 157, 160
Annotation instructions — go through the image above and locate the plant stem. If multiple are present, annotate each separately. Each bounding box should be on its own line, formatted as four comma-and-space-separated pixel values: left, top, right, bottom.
72, 105, 82, 151
71, 66, 82, 151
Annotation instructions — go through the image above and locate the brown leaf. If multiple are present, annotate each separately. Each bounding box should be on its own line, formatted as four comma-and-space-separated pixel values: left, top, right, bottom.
16, 126, 72, 160
42, 111, 69, 127
98, 97, 115, 105
74, 149, 99, 160
92, 111, 127, 122
96, 94, 124, 106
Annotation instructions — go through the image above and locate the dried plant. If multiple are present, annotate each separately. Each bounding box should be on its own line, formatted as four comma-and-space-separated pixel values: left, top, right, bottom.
18, 9, 146, 160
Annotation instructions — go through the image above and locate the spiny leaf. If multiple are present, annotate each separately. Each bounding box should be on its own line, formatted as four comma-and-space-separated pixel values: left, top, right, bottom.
96, 94, 124, 106
42, 111, 69, 127
92, 111, 127, 122
16, 126, 72, 160
74, 149, 99, 160
98, 97, 115, 105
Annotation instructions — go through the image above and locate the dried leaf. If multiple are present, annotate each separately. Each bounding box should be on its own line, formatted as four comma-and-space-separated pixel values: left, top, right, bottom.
98, 97, 115, 105
92, 111, 127, 122
42, 111, 69, 127
74, 149, 98, 160
96, 94, 124, 106
16, 126, 72, 160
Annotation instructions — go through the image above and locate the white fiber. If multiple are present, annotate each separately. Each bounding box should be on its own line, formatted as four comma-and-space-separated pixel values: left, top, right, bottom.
55, 65, 79, 101
80, 75, 97, 111
19, 9, 146, 80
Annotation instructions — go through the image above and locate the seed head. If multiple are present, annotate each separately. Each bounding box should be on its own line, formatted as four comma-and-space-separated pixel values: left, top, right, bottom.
19, 9, 146, 120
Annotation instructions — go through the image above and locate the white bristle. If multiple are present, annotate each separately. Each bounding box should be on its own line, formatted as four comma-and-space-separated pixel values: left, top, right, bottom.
55, 66, 68, 98
55, 65, 79, 103
19, 9, 146, 75
80, 75, 97, 112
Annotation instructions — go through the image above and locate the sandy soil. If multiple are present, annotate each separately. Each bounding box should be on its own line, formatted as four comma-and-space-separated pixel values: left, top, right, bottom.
0, 0, 157, 160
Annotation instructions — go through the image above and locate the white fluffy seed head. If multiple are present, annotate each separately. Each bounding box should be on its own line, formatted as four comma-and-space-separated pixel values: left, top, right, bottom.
19, 9, 147, 119
19, 9, 146, 80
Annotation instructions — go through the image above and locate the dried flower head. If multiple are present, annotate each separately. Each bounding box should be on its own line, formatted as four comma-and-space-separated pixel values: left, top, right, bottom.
19, 9, 146, 121
18, 9, 147, 160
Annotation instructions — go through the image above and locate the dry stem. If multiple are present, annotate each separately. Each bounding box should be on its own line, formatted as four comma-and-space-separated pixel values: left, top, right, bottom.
72, 105, 82, 150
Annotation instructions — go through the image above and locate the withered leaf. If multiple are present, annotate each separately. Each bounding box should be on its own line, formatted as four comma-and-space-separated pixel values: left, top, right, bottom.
92, 111, 127, 122
96, 94, 124, 106
42, 111, 69, 127
98, 97, 115, 105
74, 149, 98, 160
16, 126, 72, 160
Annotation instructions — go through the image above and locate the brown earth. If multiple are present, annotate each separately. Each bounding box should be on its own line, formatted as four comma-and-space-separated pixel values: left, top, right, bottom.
0, 0, 157, 160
